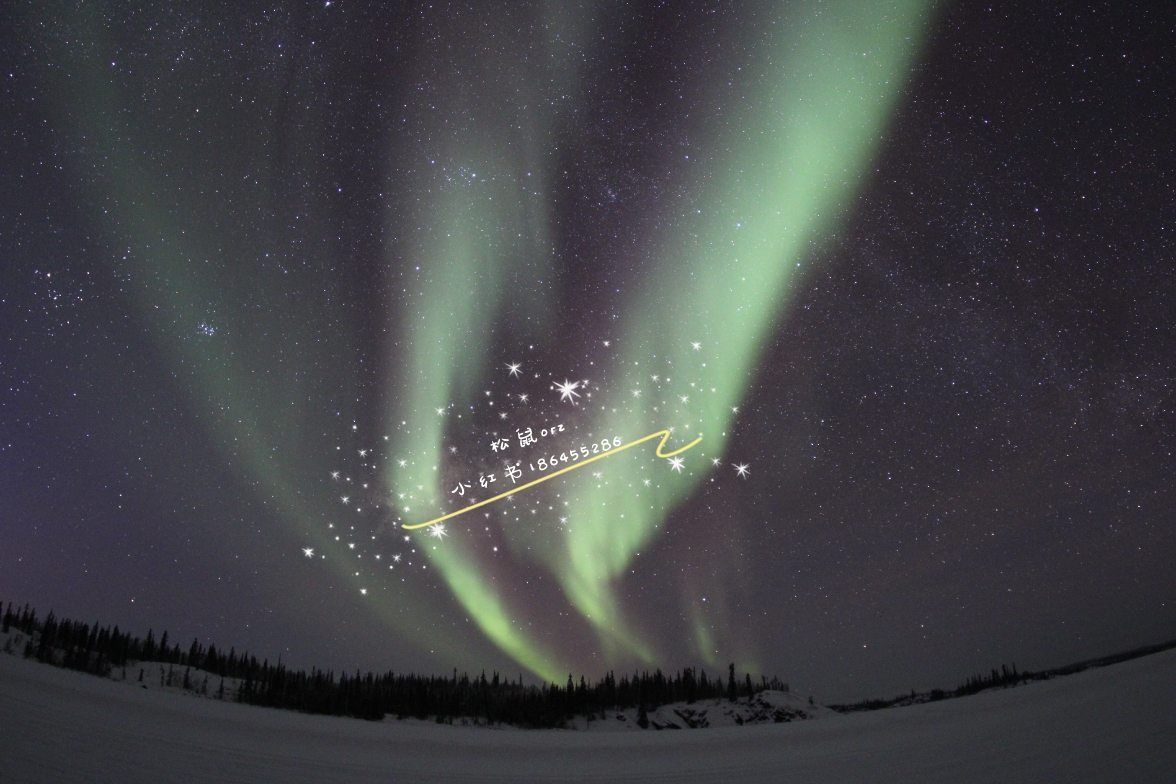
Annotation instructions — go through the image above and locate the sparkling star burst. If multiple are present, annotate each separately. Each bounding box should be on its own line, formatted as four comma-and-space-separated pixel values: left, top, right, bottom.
506, 361, 522, 377
668, 456, 685, 472
554, 379, 581, 404
428, 523, 449, 539
734, 462, 751, 478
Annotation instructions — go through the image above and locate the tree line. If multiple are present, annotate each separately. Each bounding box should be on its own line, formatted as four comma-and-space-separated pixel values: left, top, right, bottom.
1, 600, 787, 728
829, 638, 1176, 713
3, 601, 260, 682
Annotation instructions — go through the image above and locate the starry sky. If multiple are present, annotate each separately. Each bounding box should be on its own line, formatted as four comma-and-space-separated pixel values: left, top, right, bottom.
2, 1, 1174, 702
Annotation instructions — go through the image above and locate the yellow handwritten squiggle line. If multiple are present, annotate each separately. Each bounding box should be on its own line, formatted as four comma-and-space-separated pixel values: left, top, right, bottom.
402, 430, 703, 530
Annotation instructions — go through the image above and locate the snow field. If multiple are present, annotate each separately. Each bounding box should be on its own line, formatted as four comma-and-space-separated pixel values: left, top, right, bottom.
1, 644, 1174, 782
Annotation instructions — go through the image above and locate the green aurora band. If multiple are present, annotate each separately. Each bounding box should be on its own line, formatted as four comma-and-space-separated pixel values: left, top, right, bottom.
387, 1, 934, 679
40, 0, 933, 682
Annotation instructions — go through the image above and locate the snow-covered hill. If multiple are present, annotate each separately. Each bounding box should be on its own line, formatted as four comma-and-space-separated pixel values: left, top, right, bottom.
576, 688, 836, 731
1, 642, 1174, 782
1, 627, 246, 702
1, 627, 832, 728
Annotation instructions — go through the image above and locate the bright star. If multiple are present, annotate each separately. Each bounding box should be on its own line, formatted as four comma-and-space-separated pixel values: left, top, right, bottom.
680, 395, 689, 404
711, 457, 722, 467
340, 496, 350, 504
506, 362, 522, 377
731, 406, 740, 414
393, 553, 402, 562
358, 449, 368, 457
691, 341, 701, 351
669, 456, 685, 472
428, 523, 448, 539
734, 462, 751, 479
360, 588, 367, 595
642, 478, 651, 486
651, 374, 659, 382
632, 389, 641, 398
518, 393, 529, 403
330, 471, 340, 480
603, 341, 610, 347
302, 547, 314, 557
397, 459, 407, 468
436, 407, 446, 415
555, 379, 581, 404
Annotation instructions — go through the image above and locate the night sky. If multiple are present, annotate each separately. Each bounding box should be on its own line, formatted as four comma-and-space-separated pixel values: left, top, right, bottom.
2, 1, 1174, 703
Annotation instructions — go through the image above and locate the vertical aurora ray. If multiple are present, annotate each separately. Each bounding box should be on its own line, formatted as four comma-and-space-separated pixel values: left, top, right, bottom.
384, 175, 568, 681
535, 0, 935, 663
378, 3, 586, 683
32, 2, 486, 664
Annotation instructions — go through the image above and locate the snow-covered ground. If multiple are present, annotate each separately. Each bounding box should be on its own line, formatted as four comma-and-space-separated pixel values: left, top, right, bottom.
572, 688, 837, 730
1, 645, 1173, 783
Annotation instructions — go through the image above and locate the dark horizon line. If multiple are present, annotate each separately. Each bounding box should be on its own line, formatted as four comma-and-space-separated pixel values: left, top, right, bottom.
3, 596, 1173, 718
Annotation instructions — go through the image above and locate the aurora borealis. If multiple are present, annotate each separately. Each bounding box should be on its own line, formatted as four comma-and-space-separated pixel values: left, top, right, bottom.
3, 1, 1174, 702
374, 0, 933, 680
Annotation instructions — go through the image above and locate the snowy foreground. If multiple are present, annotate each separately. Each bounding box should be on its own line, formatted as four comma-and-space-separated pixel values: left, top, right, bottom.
2, 648, 1174, 783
